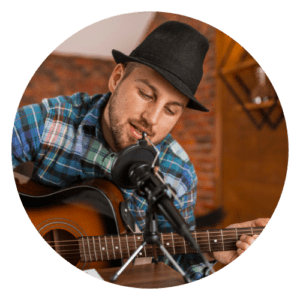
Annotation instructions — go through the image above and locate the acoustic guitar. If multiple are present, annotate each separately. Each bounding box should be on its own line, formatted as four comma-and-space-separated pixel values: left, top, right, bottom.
15, 173, 264, 271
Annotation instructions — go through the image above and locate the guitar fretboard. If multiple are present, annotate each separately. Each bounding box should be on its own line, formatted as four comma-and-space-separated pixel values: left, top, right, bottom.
78, 227, 264, 263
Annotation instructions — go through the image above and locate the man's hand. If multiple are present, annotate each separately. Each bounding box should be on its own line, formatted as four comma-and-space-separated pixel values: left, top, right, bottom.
209, 218, 269, 265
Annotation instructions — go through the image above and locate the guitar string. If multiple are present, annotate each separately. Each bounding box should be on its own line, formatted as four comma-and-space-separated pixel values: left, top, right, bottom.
46, 242, 259, 259
51, 239, 241, 253
45, 234, 261, 247
48, 232, 259, 252
48, 246, 245, 259
51, 242, 241, 256
48, 234, 255, 246
52, 236, 253, 247
45, 228, 263, 246
50, 243, 241, 257
49, 242, 242, 261
45, 235, 262, 248
46, 236, 261, 257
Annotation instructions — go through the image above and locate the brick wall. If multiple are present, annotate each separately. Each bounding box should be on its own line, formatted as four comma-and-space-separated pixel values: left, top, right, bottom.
20, 55, 116, 107
18, 12, 218, 218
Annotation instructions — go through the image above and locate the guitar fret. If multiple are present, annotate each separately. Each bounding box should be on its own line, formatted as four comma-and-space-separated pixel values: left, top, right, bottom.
81, 237, 87, 262
235, 228, 238, 241
251, 227, 254, 236
126, 235, 130, 257
183, 236, 187, 254
161, 233, 164, 246
86, 237, 93, 261
221, 229, 224, 251
104, 236, 109, 260
98, 236, 103, 261
92, 237, 98, 261
194, 231, 198, 250
171, 232, 175, 254
207, 230, 211, 252
134, 235, 137, 251
118, 235, 122, 259
111, 236, 116, 259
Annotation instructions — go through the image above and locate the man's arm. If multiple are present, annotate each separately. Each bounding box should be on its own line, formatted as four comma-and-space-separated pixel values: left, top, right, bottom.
12, 103, 46, 169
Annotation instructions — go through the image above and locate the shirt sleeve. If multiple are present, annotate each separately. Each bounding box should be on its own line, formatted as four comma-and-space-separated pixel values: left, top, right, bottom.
156, 180, 197, 232
12, 103, 47, 169
156, 253, 216, 281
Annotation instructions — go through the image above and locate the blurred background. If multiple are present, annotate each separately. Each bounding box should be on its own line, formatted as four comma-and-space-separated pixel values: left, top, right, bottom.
16, 12, 288, 271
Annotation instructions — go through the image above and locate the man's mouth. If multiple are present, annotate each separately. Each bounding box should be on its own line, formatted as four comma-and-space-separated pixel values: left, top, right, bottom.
130, 123, 148, 139
129, 123, 153, 139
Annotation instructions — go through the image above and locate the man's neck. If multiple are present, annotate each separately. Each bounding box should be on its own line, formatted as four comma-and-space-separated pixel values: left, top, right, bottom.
101, 100, 116, 152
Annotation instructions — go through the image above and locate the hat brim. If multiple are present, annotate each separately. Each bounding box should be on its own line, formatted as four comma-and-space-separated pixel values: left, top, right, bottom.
112, 50, 209, 112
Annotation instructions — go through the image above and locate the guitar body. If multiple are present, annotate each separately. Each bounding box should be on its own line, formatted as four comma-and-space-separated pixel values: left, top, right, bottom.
15, 172, 265, 272
16, 175, 127, 270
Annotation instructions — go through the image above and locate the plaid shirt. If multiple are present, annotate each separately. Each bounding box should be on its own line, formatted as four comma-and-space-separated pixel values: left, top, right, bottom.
12, 92, 213, 280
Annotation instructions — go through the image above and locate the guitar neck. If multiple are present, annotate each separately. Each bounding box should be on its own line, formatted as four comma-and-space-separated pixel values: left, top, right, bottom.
78, 227, 264, 263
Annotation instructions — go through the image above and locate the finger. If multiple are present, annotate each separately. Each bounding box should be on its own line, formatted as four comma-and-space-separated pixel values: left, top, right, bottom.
236, 240, 250, 251
237, 248, 244, 256
252, 218, 269, 227
236, 234, 259, 256
153, 166, 159, 175
240, 234, 257, 245
253, 234, 259, 240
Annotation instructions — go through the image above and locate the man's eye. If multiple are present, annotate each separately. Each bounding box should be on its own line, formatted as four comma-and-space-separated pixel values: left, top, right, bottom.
139, 90, 152, 100
165, 107, 175, 116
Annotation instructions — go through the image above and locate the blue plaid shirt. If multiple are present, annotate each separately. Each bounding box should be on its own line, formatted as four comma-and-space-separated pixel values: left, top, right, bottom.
12, 92, 213, 280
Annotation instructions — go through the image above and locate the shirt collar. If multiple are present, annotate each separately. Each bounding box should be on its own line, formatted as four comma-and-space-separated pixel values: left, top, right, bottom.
81, 92, 112, 149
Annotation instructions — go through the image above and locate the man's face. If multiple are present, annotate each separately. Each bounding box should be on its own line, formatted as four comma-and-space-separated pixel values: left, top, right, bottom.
102, 63, 189, 152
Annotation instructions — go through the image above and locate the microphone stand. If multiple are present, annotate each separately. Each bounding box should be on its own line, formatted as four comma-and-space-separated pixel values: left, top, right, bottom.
110, 179, 192, 283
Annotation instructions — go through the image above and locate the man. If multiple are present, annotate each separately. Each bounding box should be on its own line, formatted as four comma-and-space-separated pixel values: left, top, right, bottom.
12, 21, 268, 281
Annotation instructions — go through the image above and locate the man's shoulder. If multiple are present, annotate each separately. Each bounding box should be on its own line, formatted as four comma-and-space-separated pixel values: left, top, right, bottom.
160, 134, 192, 165
163, 135, 192, 163
41, 92, 103, 110
159, 134, 197, 188
40, 93, 104, 124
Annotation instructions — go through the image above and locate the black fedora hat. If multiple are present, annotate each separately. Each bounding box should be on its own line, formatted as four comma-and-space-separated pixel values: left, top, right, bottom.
112, 21, 209, 112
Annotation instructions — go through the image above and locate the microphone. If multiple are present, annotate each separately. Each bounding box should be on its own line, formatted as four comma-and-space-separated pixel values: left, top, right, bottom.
111, 137, 159, 189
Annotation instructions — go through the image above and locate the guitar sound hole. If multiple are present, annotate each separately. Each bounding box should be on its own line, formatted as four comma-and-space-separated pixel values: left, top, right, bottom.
43, 229, 80, 266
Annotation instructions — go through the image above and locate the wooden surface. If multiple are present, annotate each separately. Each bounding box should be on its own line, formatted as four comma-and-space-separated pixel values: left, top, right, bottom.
214, 31, 288, 272
98, 262, 186, 288
216, 31, 288, 226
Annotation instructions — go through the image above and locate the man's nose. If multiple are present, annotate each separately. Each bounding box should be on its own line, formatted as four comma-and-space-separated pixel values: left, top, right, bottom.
142, 105, 162, 126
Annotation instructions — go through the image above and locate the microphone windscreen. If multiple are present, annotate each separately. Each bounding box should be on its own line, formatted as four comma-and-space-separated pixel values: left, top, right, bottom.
111, 141, 158, 189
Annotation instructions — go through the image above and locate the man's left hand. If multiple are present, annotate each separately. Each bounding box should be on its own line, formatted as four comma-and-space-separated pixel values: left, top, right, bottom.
209, 218, 269, 265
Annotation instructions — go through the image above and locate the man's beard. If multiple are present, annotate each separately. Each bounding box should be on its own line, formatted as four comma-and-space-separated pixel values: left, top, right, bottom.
108, 91, 136, 152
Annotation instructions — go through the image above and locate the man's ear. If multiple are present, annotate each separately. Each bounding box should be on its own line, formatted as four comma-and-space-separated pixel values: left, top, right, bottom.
108, 63, 125, 93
